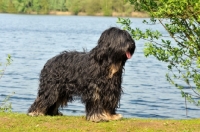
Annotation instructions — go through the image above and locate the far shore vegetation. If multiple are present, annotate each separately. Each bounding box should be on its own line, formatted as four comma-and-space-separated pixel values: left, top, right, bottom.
0, 0, 148, 17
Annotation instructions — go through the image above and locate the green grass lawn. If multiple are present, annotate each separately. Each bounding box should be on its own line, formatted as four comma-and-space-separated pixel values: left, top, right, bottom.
0, 112, 199, 132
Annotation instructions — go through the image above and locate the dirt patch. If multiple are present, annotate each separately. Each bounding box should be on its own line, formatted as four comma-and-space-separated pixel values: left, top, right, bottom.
131, 11, 149, 17
49, 11, 72, 15
112, 11, 148, 17
0, 117, 11, 122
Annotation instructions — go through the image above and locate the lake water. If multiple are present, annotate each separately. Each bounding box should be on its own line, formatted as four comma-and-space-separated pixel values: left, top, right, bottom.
0, 14, 199, 119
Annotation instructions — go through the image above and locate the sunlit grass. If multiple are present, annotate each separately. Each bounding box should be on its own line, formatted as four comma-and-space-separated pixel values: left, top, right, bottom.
0, 112, 199, 132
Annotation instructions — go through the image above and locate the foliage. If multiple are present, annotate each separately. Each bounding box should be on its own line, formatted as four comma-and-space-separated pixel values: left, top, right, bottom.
84, 0, 101, 15
118, 0, 200, 106
0, 54, 13, 112
0, 113, 200, 131
39, 0, 49, 14
0, 0, 135, 16
101, 0, 112, 16
0, 54, 12, 80
66, 0, 81, 15
0, 92, 14, 112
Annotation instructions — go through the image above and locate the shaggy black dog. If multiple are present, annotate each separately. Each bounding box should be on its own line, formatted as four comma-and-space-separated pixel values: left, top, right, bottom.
28, 27, 135, 122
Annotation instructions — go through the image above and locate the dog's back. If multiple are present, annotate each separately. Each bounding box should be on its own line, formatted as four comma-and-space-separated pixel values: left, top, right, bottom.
41, 51, 90, 87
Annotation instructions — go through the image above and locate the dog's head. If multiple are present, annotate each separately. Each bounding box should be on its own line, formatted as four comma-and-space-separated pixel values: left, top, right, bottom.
91, 27, 135, 64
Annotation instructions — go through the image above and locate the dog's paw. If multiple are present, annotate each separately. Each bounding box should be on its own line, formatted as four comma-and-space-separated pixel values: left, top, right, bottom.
86, 112, 123, 122
86, 114, 109, 122
110, 113, 123, 120
27, 112, 44, 116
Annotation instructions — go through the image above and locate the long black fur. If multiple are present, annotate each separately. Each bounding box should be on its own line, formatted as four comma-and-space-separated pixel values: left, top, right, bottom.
28, 27, 135, 122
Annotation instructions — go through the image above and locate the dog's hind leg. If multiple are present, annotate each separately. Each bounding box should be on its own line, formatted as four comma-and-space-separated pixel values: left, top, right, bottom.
46, 101, 63, 116
27, 97, 48, 116
28, 87, 59, 116
46, 96, 70, 116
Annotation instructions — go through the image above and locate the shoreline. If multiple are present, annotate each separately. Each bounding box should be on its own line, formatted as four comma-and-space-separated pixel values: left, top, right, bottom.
49, 11, 149, 18
1, 11, 149, 18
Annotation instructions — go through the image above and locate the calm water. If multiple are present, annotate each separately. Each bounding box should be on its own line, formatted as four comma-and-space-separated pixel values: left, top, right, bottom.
0, 14, 199, 119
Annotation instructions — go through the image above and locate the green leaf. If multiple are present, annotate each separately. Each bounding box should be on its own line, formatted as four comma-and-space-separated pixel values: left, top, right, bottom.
119, 0, 200, 107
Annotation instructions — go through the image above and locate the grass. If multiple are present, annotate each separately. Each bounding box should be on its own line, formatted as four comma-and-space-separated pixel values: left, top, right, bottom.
0, 112, 199, 132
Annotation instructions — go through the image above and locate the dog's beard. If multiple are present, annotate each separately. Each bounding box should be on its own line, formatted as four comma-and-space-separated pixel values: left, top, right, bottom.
126, 51, 132, 59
